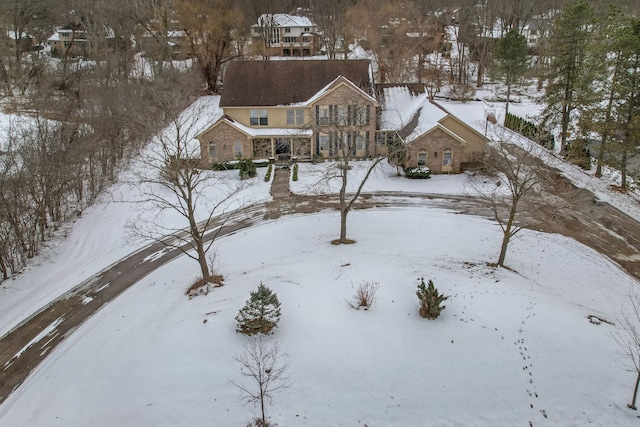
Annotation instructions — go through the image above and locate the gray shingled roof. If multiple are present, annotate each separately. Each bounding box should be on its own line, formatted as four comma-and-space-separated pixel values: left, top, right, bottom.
220, 60, 373, 107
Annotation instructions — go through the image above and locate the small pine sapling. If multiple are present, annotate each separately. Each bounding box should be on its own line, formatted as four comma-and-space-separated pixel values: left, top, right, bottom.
292, 163, 298, 181
236, 283, 282, 335
416, 278, 448, 319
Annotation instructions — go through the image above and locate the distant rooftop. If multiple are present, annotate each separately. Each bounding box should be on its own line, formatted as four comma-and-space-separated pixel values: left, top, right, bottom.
255, 14, 315, 28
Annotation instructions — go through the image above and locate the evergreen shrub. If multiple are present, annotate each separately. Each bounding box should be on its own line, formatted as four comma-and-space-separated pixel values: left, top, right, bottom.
404, 166, 431, 179
264, 164, 273, 182
239, 158, 257, 180
236, 283, 282, 335
416, 278, 448, 319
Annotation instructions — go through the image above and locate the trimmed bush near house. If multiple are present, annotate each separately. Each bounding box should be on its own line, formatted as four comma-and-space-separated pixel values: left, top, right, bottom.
264, 164, 273, 182
292, 163, 298, 181
239, 158, 257, 180
404, 166, 431, 179
416, 278, 448, 319
212, 160, 270, 171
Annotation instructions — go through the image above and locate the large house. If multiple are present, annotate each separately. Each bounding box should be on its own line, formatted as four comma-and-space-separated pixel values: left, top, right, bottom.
251, 14, 320, 57
197, 60, 379, 164
196, 60, 487, 174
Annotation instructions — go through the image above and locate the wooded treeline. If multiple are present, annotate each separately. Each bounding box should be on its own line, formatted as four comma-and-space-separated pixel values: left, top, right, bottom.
0, 0, 638, 281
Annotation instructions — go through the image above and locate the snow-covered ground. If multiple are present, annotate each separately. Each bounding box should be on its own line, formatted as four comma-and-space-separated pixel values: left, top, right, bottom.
1, 94, 640, 426
0, 205, 638, 426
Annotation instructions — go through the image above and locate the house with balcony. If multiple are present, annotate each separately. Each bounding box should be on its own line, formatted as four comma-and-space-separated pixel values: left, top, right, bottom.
251, 13, 320, 57
196, 60, 487, 174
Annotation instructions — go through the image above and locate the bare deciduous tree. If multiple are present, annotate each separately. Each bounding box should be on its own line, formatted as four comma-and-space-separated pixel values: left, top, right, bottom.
175, 0, 243, 93
127, 98, 246, 281
311, 100, 386, 244
230, 337, 291, 426
470, 128, 571, 267
613, 289, 640, 410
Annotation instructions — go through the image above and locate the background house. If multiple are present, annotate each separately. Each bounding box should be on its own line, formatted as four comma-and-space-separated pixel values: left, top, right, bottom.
250, 13, 320, 57
47, 21, 117, 58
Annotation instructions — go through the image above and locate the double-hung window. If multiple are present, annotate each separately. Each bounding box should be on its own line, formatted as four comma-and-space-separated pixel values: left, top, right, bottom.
233, 141, 243, 158
319, 133, 329, 151
353, 105, 370, 125
318, 106, 330, 126
208, 142, 218, 160
337, 106, 348, 126
287, 109, 304, 125
250, 109, 268, 126
442, 148, 452, 166
417, 149, 427, 166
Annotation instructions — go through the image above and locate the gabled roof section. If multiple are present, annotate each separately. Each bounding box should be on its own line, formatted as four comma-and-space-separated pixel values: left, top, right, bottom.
306, 75, 378, 106
378, 85, 488, 144
220, 60, 374, 108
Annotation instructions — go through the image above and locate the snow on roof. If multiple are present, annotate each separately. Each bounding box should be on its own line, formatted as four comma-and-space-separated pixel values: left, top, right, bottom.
380, 86, 449, 143
217, 117, 312, 138
256, 14, 314, 28
167, 30, 186, 38
6, 31, 30, 40
47, 32, 60, 42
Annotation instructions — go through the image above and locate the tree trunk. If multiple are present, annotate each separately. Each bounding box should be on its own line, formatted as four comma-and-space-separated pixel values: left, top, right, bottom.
560, 103, 570, 154
338, 160, 349, 243
497, 202, 518, 266
339, 207, 348, 243
191, 212, 210, 279
621, 147, 628, 190
505, 75, 512, 117
260, 385, 266, 423
629, 371, 640, 410
596, 56, 620, 177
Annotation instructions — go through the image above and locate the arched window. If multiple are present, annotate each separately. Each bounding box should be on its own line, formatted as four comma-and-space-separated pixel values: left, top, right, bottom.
442, 148, 453, 167
208, 141, 218, 160
233, 141, 243, 158
417, 149, 427, 166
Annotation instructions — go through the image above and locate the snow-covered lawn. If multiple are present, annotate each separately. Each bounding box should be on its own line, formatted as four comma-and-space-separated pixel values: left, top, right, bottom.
2, 95, 640, 426
0, 206, 638, 426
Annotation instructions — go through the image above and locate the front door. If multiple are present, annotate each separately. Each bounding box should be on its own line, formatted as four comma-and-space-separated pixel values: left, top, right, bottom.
275, 138, 291, 161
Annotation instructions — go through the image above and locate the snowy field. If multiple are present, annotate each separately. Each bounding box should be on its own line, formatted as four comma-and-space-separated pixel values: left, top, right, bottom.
0, 207, 638, 426
1, 95, 640, 425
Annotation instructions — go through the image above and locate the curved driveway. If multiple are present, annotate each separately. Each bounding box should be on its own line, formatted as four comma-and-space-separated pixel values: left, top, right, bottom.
1, 167, 640, 405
